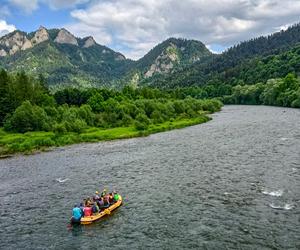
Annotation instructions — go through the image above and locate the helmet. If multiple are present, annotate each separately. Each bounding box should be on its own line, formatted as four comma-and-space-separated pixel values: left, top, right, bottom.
95, 191, 99, 194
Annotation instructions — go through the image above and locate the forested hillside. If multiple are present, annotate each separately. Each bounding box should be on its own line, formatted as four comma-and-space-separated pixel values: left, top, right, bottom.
147, 23, 300, 88
1, 23, 299, 89
0, 28, 212, 88
0, 27, 133, 88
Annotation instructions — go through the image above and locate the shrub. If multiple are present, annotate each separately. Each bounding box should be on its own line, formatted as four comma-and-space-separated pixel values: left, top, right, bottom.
120, 114, 133, 127
53, 122, 67, 134
65, 119, 87, 133
78, 104, 94, 126
134, 113, 150, 131
87, 93, 104, 112
4, 101, 50, 133
291, 97, 300, 108
151, 110, 164, 124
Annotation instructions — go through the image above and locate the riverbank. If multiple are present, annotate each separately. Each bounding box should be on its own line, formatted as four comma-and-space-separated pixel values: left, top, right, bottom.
0, 115, 211, 156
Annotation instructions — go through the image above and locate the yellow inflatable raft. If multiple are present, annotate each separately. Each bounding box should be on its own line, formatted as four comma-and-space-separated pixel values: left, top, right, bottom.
80, 195, 123, 225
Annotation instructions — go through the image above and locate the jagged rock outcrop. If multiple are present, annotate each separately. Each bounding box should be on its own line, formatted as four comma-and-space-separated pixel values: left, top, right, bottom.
31, 26, 49, 45
116, 54, 126, 61
0, 49, 7, 56
0, 27, 49, 57
54, 28, 78, 46
9, 44, 19, 55
21, 39, 33, 50
0, 31, 30, 55
0, 31, 24, 47
83, 36, 96, 48
145, 44, 179, 78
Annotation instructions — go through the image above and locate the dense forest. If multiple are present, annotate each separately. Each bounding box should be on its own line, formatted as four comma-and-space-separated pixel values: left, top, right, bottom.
0, 69, 222, 133
1, 23, 299, 90
166, 73, 300, 108
1, 69, 298, 134
1, 23, 300, 155
147, 24, 300, 88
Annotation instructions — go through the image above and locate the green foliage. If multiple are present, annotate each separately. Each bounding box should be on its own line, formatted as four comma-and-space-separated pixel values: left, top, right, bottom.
78, 105, 94, 126
135, 38, 212, 75
4, 101, 50, 133
0, 32, 134, 88
87, 93, 104, 112
0, 69, 12, 124
134, 113, 151, 130
64, 119, 87, 133
146, 25, 300, 88
0, 116, 212, 155
0, 69, 50, 125
0, 70, 223, 137
1, 24, 300, 90
221, 74, 300, 107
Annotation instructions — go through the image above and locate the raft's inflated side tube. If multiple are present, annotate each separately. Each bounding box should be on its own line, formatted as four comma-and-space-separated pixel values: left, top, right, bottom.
80, 195, 122, 225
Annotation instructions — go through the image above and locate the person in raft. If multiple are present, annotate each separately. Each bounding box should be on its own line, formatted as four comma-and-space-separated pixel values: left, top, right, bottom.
113, 191, 120, 202
72, 190, 121, 221
71, 205, 83, 223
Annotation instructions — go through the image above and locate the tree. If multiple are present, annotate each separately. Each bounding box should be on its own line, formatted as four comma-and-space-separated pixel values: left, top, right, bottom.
4, 101, 50, 133
0, 69, 11, 124
134, 113, 150, 130
87, 93, 104, 112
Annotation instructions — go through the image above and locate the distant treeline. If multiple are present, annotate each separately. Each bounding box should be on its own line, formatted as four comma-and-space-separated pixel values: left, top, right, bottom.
1, 68, 298, 135
164, 73, 300, 108
0, 70, 222, 133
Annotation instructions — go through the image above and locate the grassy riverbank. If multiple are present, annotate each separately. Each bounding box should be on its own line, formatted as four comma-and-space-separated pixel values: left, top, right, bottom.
0, 115, 210, 156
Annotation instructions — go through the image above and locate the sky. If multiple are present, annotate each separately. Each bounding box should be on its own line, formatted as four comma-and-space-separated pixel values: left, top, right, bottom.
0, 0, 300, 59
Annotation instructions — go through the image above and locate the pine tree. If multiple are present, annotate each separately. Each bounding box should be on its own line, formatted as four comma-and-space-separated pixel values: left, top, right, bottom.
0, 69, 12, 124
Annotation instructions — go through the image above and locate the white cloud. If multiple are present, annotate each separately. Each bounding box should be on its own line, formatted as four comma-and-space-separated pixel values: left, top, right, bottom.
7, 0, 90, 13
66, 0, 300, 59
0, 20, 16, 37
45, 0, 90, 10
9, 0, 38, 13
6, 0, 300, 59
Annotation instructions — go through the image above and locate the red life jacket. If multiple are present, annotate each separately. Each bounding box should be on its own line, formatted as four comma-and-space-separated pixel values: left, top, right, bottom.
84, 206, 92, 216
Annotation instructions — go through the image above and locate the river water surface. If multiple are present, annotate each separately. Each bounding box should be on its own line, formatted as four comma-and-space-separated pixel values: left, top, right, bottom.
0, 106, 299, 249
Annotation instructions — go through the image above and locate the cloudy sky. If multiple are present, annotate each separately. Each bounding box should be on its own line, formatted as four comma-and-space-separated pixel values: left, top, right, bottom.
0, 0, 300, 59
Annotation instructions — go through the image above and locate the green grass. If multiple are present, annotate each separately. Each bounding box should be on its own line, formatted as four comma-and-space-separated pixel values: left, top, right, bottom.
0, 115, 211, 156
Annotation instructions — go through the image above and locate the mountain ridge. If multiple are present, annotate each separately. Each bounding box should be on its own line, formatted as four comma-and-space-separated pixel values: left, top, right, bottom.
0, 23, 299, 89
0, 26, 127, 58
0, 26, 212, 87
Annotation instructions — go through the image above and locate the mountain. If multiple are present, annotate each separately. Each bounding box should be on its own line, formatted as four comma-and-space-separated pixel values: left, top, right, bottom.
0, 27, 212, 88
0, 26, 133, 88
135, 38, 212, 78
147, 23, 300, 88
0, 23, 299, 89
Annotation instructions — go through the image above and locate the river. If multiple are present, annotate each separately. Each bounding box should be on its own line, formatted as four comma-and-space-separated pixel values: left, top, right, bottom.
0, 105, 299, 249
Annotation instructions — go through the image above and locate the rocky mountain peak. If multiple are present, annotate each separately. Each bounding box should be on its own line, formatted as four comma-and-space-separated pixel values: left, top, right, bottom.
145, 43, 179, 78
83, 36, 96, 48
0, 31, 25, 47
0, 31, 32, 56
54, 28, 78, 46
31, 26, 49, 45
